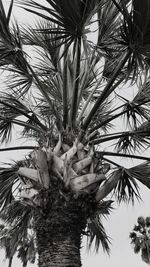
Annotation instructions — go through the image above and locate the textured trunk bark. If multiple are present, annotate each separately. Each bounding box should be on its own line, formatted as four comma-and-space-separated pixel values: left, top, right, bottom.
34, 186, 88, 267
36, 231, 82, 267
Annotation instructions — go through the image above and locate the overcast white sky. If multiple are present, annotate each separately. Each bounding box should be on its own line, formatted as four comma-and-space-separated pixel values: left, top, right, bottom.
0, 1, 150, 267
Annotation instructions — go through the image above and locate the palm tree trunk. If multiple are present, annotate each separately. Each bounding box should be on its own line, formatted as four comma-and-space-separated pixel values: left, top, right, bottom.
34, 186, 87, 267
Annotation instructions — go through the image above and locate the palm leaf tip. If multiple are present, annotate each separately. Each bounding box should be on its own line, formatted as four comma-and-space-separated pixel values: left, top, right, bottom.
86, 201, 113, 254
128, 162, 150, 189
0, 165, 19, 210
87, 216, 111, 254
113, 167, 141, 204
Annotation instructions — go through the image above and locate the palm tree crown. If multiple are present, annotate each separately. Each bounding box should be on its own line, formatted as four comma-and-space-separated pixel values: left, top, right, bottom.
0, 0, 150, 266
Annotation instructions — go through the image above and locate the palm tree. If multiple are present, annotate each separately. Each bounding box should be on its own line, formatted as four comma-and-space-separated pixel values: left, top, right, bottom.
130, 217, 150, 264
0, 0, 150, 266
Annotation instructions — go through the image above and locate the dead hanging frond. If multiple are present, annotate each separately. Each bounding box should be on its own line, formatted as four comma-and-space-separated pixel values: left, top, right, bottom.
87, 215, 111, 254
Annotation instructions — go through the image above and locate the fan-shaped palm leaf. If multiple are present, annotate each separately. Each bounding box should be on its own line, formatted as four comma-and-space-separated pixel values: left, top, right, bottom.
0, 200, 34, 267
86, 200, 113, 253
21, 0, 100, 43
87, 216, 111, 253
113, 161, 150, 203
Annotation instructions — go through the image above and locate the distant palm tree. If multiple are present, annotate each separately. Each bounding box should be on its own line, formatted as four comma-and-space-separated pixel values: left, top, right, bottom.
130, 217, 150, 264
0, 0, 150, 266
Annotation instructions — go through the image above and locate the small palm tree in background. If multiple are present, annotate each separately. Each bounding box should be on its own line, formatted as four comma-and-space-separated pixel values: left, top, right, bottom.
1, 0, 150, 266
130, 217, 150, 264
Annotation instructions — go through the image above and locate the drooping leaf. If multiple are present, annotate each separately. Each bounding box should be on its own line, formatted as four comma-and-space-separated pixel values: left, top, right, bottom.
87, 215, 111, 253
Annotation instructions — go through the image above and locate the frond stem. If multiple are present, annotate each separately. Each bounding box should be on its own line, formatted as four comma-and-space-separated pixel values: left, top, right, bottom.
91, 131, 135, 144
70, 37, 81, 127
102, 157, 122, 168
0, 146, 37, 152
96, 151, 150, 161
62, 45, 68, 128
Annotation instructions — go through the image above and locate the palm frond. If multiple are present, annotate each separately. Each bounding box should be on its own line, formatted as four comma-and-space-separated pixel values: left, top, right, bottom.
0, 165, 19, 210
114, 124, 150, 153
0, 117, 13, 144
17, 236, 36, 267
111, 161, 150, 203
0, 200, 34, 267
86, 200, 113, 253
113, 168, 141, 203
87, 216, 111, 253
4, 69, 32, 97
6, 0, 14, 25
0, 0, 11, 39
21, 0, 99, 45
0, 22, 31, 75
0, 114, 45, 144
97, 0, 124, 61
95, 200, 114, 217
0, 92, 47, 131
117, 0, 150, 81
133, 80, 150, 106
26, 65, 63, 131
22, 21, 62, 72
127, 161, 150, 190
1, 200, 31, 226
0, 14, 33, 96
82, 50, 131, 131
